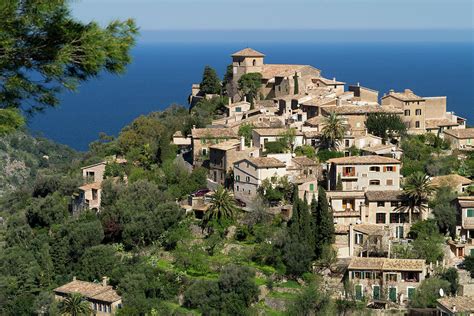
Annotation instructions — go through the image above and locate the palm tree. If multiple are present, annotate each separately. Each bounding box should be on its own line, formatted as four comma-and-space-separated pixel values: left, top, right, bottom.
321, 112, 346, 150
59, 293, 92, 316
399, 172, 435, 223
204, 186, 238, 227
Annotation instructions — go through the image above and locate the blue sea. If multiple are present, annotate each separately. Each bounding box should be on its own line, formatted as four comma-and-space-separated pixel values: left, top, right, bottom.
29, 41, 474, 151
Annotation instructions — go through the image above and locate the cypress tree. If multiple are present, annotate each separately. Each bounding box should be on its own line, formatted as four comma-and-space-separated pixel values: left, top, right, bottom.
313, 187, 335, 257
200, 66, 222, 95
293, 72, 299, 95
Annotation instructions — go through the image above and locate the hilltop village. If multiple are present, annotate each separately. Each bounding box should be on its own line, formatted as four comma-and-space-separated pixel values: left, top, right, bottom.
3, 48, 474, 315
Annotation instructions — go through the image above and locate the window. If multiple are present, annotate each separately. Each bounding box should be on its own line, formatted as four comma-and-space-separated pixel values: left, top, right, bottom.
369, 166, 380, 172
390, 213, 407, 224
407, 287, 415, 300
92, 189, 98, 200
343, 167, 355, 176
369, 180, 380, 186
355, 285, 363, 300
253, 59, 256, 66
404, 110, 410, 116
377, 201, 385, 207
373, 285, 380, 300
386, 179, 393, 186
395, 226, 404, 238
309, 183, 315, 191
415, 109, 422, 115
246, 176, 250, 182
389, 287, 397, 303
355, 233, 363, 245
235, 107, 242, 112
386, 273, 398, 282
376, 213, 386, 224
345, 139, 350, 147
236, 185, 239, 191
99, 304, 103, 312
235, 175, 240, 181
202, 148, 207, 156
415, 121, 420, 128
391, 201, 399, 207
385, 166, 395, 172
93, 303, 97, 311
467, 209, 474, 217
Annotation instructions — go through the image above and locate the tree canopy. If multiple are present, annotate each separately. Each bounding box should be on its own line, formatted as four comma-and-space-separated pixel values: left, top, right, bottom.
238, 73, 262, 105
0, 0, 138, 117
199, 66, 221, 95
366, 113, 406, 142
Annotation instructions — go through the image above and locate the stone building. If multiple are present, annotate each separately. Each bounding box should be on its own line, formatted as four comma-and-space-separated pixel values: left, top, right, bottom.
348, 84, 379, 104
54, 277, 122, 315
208, 138, 259, 186
347, 257, 426, 306
443, 128, 474, 151
252, 127, 304, 152
190, 127, 239, 166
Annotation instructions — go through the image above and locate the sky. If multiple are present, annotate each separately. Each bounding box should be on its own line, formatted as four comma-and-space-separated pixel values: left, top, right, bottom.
71, 0, 473, 31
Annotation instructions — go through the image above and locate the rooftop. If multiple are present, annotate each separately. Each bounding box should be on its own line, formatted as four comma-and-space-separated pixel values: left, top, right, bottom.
327, 155, 400, 165
291, 156, 319, 167
54, 279, 121, 303
425, 118, 459, 129
253, 128, 303, 136
361, 144, 397, 153
348, 257, 425, 271
431, 174, 472, 188
313, 77, 345, 85
444, 128, 474, 139
261, 64, 320, 79
437, 296, 474, 313
365, 190, 405, 202
238, 157, 286, 169
305, 116, 325, 126
191, 127, 238, 139
322, 105, 403, 115
383, 89, 424, 102
79, 181, 102, 191
353, 224, 386, 236
232, 48, 265, 57
209, 140, 241, 151
457, 196, 474, 208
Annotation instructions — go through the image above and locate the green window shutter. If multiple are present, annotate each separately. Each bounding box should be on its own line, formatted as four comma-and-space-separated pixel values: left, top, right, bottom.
470, 249, 474, 256
408, 287, 415, 300
373, 286, 380, 300
467, 209, 474, 217
309, 183, 314, 191
355, 285, 363, 300
389, 287, 397, 302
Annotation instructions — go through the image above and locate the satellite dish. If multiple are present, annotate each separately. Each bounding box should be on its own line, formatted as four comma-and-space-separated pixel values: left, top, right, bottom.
439, 288, 444, 297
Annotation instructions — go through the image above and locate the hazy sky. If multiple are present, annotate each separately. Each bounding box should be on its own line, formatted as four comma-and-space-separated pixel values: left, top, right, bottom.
71, 0, 473, 30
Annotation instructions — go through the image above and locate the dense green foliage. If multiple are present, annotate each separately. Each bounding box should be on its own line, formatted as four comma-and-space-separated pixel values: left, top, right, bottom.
295, 145, 316, 159
430, 186, 458, 237
238, 123, 254, 146
465, 255, 474, 278
200, 66, 222, 95
0, 0, 138, 117
365, 113, 406, 142
321, 112, 345, 150
0, 109, 24, 135
410, 277, 450, 308
316, 149, 344, 162
238, 73, 262, 105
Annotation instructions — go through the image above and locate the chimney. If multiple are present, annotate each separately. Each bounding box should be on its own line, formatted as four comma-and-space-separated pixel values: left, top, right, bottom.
243, 95, 247, 102
357, 82, 360, 87
240, 136, 245, 151
333, 77, 336, 83
250, 139, 253, 148
102, 276, 108, 287
73, 276, 77, 281
228, 98, 231, 106
192, 125, 196, 130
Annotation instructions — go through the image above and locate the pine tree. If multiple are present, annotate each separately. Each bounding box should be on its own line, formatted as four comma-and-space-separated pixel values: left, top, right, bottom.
200, 66, 222, 95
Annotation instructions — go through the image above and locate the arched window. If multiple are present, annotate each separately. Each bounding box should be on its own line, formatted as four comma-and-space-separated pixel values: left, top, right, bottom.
253, 59, 256, 66
369, 166, 380, 172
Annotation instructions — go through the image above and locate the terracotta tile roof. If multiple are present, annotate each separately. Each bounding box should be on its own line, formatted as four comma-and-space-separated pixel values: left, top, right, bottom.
301, 96, 336, 107
431, 174, 472, 188
261, 64, 320, 79
303, 131, 321, 138
383, 89, 424, 101
361, 144, 395, 153
437, 296, 474, 313
353, 224, 385, 235
348, 257, 425, 271
81, 162, 106, 170
79, 181, 102, 191
326, 190, 366, 199
191, 127, 238, 139
365, 190, 405, 202
313, 77, 345, 85
54, 280, 121, 303
209, 140, 240, 151
457, 196, 474, 208
291, 156, 318, 167
253, 128, 303, 136
173, 131, 184, 137
241, 157, 286, 168
444, 128, 474, 139
425, 118, 459, 129
322, 105, 403, 115
305, 116, 325, 126
231, 48, 265, 57
327, 155, 400, 165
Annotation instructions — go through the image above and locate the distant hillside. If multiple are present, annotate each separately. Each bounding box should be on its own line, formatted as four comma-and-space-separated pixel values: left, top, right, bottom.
0, 131, 81, 196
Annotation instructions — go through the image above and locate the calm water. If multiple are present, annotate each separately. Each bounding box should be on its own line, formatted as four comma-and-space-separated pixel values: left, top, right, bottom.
29, 42, 474, 151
